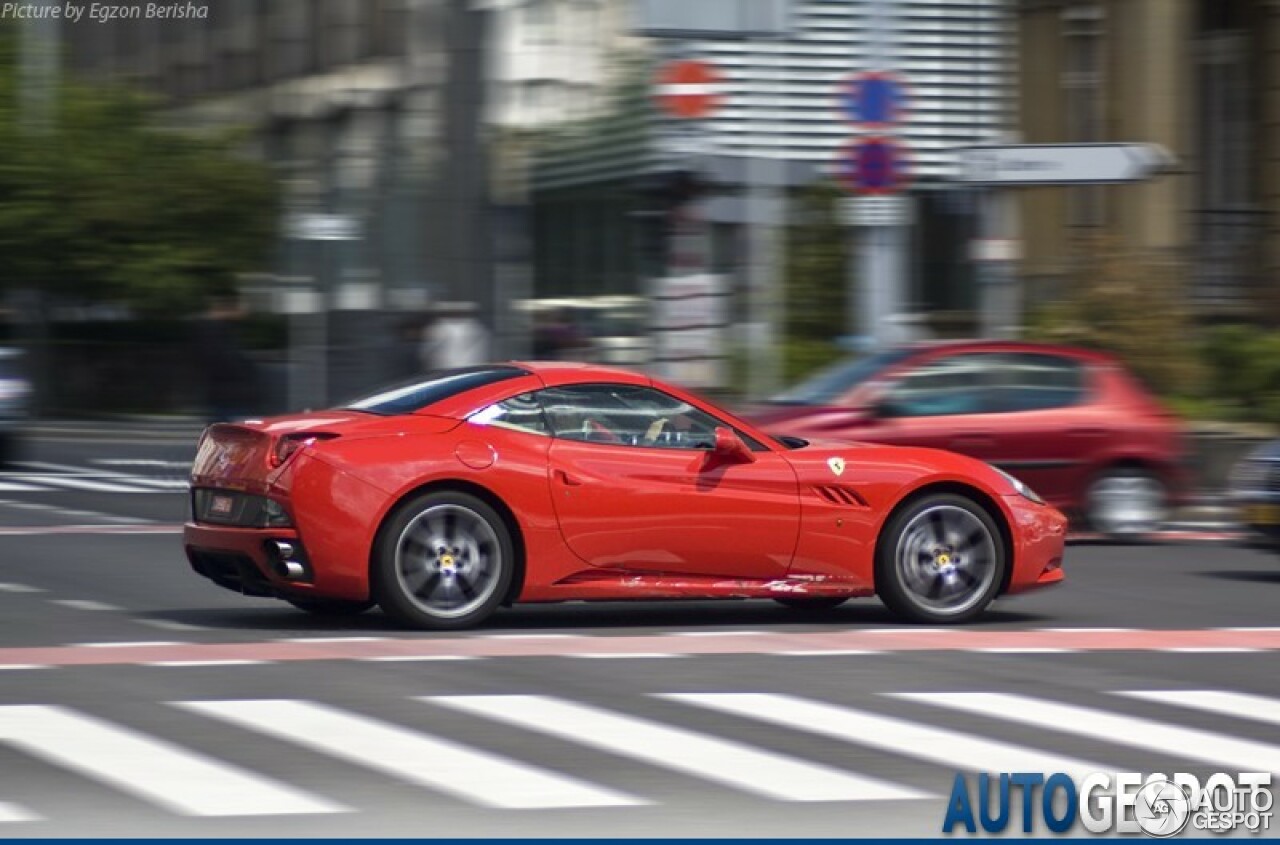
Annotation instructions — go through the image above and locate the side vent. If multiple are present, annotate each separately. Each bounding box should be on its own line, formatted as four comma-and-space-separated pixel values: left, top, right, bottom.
811, 484, 868, 507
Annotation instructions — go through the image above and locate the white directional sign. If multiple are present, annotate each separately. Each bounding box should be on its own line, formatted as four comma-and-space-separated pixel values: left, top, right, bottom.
953, 143, 1174, 185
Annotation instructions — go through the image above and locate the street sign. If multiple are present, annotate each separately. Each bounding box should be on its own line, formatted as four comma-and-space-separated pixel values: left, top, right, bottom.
656, 60, 723, 120
841, 71, 909, 126
837, 136, 910, 195
953, 143, 1174, 185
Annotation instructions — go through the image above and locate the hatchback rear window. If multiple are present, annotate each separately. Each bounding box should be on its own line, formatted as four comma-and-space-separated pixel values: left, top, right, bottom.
343, 366, 528, 415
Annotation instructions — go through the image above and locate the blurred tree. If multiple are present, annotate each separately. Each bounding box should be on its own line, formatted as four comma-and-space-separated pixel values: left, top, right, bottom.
782, 181, 848, 382
1026, 236, 1202, 400
0, 37, 277, 316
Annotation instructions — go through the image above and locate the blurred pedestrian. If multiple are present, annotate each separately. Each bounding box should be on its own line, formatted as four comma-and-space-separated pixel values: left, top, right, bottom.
420, 301, 490, 371
192, 293, 261, 423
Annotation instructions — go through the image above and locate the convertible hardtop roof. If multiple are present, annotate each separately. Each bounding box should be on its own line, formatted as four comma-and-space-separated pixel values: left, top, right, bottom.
511, 360, 654, 388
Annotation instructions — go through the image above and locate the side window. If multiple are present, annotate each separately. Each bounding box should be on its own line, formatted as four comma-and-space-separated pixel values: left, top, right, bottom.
881, 354, 998, 418
991, 354, 1086, 413
537, 384, 723, 450
468, 392, 549, 436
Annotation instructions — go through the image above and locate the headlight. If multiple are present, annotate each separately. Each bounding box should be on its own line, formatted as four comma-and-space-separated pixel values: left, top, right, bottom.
995, 467, 1045, 505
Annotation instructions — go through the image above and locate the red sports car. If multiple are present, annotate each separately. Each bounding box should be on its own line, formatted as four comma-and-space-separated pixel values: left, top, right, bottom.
184, 362, 1066, 629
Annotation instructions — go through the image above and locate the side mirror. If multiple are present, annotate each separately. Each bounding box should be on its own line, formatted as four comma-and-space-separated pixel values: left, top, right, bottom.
710, 426, 757, 464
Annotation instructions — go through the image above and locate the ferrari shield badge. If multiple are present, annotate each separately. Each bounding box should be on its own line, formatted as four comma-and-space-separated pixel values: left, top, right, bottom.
827, 456, 845, 477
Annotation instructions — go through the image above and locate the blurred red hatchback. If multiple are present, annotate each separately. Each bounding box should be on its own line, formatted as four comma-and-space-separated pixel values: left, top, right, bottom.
751, 341, 1187, 537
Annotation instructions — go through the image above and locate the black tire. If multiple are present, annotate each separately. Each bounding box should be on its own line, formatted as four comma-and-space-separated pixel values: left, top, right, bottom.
876, 492, 1007, 624
372, 490, 514, 631
1085, 467, 1167, 538
285, 596, 376, 617
773, 596, 850, 611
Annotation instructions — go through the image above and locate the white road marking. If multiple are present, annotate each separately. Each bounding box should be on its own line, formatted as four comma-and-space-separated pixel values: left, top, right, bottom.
0, 665, 46, 671
0, 481, 40, 492
50, 599, 122, 612
564, 653, 687, 660
0, 583, 44, 593
147, 660, 269, 668
777, 650, 882, 656
894, 692, 1280, 773
1160, 647, 1261, 654
0, 705, 346, 817
94, 459, 192, 469
138, 619, 211, 632
430, 695, 926, 802
1119, 690, 1280, 727
666, 693, 1110, 778
672, 630, 767, 637
180, 699, 642, 809
74, 641, 182, 649
15, 474, 154, 494
360, 655, 479, 662
0, 802, 40, 823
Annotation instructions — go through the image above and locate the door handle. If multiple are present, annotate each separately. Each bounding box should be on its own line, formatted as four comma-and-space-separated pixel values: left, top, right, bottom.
555, 469, 583, 487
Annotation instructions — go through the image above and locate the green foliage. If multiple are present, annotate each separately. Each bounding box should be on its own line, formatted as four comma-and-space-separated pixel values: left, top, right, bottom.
782, 181, 848, 382
1025, 237, 1202, 399
1197, 325, 1280, 424
0, 39, 277, 315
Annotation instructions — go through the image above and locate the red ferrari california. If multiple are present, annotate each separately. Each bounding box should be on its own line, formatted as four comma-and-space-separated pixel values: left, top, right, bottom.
184, 362, 1065, 629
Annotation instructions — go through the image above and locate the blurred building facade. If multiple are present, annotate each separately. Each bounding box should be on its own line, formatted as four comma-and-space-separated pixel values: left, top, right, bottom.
1018, 0, 1278, 319
530, 0, 1017, 326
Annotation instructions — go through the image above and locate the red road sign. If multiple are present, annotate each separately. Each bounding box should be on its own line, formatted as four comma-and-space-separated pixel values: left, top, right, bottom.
837, 136, 911, 195
656, 60, 723, 119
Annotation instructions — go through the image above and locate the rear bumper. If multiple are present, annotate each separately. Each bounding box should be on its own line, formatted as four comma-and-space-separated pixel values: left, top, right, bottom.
1003, 495, 1068, 594
183, 522, 361, 601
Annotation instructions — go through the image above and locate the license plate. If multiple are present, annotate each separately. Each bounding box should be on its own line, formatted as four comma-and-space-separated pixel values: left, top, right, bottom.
210, 495, 233, 516
1244, 503, 1280, 525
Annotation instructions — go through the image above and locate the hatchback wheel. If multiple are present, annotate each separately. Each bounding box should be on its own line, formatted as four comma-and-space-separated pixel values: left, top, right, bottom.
373, 491, 514, 630
877, 493, 1006, 624
1086, 468, 1167, 538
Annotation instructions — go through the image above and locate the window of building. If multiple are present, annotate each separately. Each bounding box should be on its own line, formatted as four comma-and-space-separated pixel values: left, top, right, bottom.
1062, 4, 1104, 227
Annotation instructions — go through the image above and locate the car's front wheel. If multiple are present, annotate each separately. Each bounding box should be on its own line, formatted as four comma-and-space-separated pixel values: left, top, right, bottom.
876, 492, 1006, 624
1086, 467, 1167, 538
372, 490, 514, 630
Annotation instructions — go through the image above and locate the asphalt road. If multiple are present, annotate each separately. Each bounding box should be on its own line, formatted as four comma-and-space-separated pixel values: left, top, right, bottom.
0, 429, 1278, 837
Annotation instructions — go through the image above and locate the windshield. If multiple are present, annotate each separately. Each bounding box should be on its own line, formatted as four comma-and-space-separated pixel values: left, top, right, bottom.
770, 348, 914, 405
343, 366, 528, 415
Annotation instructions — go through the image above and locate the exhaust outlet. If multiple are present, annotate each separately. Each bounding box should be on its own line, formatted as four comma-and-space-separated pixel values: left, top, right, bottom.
276, 559, 306, 580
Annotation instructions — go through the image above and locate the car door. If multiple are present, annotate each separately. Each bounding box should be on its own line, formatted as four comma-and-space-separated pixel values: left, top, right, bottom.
854, 352, 1004, 463
983, 352, 1092, 508
539, 383, 800, 579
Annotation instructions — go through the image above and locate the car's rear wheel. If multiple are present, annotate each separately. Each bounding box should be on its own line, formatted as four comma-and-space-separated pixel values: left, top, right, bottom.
1086, 467, 1167, 538
773, 596, 850, 611
373, 490, 514, 630
285, 596, 375, 617
876, 492, 1006, 624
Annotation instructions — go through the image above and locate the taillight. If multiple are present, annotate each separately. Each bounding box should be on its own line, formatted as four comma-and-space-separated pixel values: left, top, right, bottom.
270, 432, 338, 468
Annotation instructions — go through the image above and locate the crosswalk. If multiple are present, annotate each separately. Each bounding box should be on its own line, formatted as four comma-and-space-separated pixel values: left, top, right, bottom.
0, 688, 1275, 824
0, 460, 189, 495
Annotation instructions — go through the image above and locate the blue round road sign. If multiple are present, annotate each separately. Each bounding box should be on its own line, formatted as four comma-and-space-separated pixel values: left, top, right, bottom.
838, 137, 909, 195
841, 72, 908, 126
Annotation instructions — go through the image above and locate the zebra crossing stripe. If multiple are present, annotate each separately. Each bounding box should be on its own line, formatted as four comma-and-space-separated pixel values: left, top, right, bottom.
0, 801, 40, 823
662, 693, 1111, 778
893, 692, 1280, 774
178, 699, 643, 809
0, 705, 346, 817
1118, 690, 1280, 728
429, 695, 927, 802
10, 475, 145, 494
